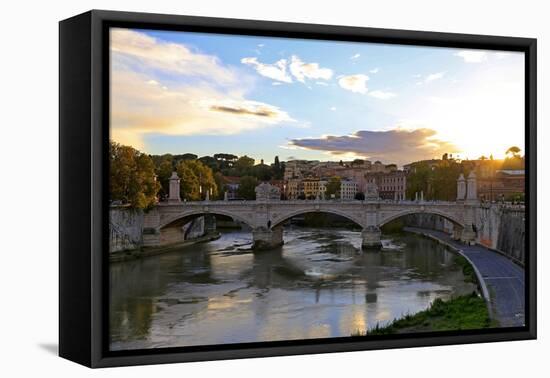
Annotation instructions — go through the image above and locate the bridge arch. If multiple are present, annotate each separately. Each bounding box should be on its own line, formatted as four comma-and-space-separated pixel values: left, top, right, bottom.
378, 209, 465, 229
159, 209, 255, 230
270, 208, 364, 230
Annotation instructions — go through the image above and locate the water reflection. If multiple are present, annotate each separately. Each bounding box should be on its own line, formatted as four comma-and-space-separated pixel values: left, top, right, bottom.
110, 227, 475, 350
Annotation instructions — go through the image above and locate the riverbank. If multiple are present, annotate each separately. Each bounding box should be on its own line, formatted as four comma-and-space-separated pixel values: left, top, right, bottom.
109, 232, 221, 263
364, 293, 495, 335
403, 227, 525, 327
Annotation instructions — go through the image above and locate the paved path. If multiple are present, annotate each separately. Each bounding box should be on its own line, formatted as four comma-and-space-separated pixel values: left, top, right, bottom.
404, 227, 525, 327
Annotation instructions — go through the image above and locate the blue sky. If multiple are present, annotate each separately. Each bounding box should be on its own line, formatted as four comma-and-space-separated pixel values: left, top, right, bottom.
110, 28, 525, 166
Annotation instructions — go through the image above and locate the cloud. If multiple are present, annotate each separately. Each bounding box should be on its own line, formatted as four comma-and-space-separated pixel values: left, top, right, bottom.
111, 30, 295, 150
288, 128, 458, 165
315, 81, 329, 86
369, 68, 380, 74
289, 55, 333, 83
241, 54, 332, 85
454, 50, 488, 63
425, 71, 446, 82
330, 106, 337, 111
350, 53, 361, 60
241, 57, 292, 83
205, 99, 293, 121
338, 74, 369, 94
368, 90, 396, 99
111, 28, 237, 85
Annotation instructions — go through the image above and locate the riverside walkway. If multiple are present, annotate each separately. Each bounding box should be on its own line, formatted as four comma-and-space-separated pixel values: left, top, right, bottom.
404, 227, 525, 327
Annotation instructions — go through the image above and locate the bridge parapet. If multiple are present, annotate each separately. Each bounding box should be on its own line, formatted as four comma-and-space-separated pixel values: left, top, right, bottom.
145, 199, 474, 250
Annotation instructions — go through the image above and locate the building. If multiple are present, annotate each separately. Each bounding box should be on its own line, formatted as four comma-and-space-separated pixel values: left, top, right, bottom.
365, 171, 407, 200
223, 176, 241, 199
286, 178, 303, 199
340, 179, 358, 200
477, 170, 525, 201
302, 177, 327, 199
269, 180, 285, 198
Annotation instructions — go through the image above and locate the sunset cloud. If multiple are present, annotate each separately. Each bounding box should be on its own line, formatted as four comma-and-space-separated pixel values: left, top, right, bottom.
338, 74, 369, 94
205, 99, 293, 122
111, 30, 295, 150
288, 128, 458, 165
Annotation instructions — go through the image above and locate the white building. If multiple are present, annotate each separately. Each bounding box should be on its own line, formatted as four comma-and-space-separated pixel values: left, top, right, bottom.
340, 179, 358, 200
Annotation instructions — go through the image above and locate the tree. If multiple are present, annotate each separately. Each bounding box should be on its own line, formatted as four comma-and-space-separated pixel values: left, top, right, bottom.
176, 160, 218, 200
505, 146, 521, 158
234, 155, 255, 175
214, 153, 238, 171
405, 162, 431, 200
156, 158, 174, 199
214, 172, 226, 200
110, 141, 160, 209
325, 176, 341, 199
237, 176, 258, 200
198, 155, 219, 171
430, 160, 461, 201
503, 146, 524, 170
354, 192, 365, 200
252, 163, 272, 181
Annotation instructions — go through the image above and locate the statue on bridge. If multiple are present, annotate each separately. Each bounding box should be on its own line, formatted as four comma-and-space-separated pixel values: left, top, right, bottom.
365, 182, 379, 201
255, 182, 281, 201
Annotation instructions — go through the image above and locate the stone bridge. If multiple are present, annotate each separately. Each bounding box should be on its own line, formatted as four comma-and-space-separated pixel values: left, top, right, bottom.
142, 172, 481, 250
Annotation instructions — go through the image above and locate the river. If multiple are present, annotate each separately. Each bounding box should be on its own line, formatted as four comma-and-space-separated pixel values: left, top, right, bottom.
109, 227, 476, 351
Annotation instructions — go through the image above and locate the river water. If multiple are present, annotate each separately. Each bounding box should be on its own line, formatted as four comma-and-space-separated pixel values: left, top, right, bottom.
110, 228, 476, 351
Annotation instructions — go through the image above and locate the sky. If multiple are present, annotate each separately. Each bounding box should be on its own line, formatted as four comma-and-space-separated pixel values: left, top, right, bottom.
110, 27, 525, 167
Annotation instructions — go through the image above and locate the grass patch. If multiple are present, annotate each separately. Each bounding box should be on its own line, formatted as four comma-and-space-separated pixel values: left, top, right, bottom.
355, 292, 496, 335
454, 255, 477, 284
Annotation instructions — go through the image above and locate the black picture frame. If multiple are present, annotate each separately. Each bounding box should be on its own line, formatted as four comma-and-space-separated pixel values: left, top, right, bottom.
59, 9, 537, 368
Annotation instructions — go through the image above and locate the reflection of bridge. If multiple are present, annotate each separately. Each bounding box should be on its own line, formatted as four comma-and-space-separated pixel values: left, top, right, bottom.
143, 172, 482, 250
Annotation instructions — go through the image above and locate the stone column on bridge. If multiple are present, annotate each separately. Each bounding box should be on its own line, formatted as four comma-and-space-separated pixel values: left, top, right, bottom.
168, 171, 181, 203
460, 171, 479, 245
466, 171, 478, 200
457, 173, 466, 201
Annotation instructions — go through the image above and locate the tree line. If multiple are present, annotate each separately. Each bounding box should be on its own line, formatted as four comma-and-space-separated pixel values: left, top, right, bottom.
406, 147, 525, 201
110, 141, 286, 208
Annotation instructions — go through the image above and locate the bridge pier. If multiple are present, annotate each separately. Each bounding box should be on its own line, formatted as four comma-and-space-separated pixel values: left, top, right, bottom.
252, 226, 284, 250
362, 226, 382, 250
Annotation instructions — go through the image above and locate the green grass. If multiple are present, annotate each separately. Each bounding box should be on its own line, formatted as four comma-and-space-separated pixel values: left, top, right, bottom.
454, 255, 477, 284
355, 292, 497, 336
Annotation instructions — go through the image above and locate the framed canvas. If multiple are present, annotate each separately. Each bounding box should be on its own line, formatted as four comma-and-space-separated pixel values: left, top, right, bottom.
59, 10, 537, 368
